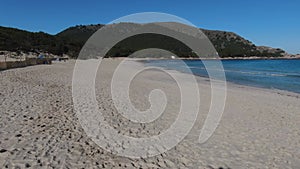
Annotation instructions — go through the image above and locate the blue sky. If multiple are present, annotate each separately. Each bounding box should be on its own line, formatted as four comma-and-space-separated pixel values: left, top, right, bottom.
0, 0, 299, 54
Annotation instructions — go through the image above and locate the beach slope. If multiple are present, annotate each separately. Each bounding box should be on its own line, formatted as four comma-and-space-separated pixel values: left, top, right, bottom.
0, 59, 299, 168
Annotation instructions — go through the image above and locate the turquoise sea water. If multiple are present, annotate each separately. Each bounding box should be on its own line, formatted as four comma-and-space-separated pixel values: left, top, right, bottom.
143, 59, 300, 93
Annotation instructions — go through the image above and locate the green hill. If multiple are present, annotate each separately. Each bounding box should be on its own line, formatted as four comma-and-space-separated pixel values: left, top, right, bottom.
0, 26, 81, 56
0, 23, 286, 58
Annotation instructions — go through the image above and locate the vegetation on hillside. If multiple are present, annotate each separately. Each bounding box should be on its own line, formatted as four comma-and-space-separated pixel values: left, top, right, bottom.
0, 24, 286, 58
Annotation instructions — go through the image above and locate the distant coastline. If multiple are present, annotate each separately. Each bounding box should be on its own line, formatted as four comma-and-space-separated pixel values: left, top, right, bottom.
125, 54, 300, 61
142, 58, 300, 94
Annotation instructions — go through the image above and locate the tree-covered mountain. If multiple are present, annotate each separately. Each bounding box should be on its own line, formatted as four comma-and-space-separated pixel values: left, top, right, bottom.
0, 23, 286, 58
0, 26, 81, 56
201, 29, 286, 57
56, 24, 104, 43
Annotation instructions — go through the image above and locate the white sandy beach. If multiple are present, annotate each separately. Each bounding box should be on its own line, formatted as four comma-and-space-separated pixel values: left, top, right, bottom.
0, 59, 299, 168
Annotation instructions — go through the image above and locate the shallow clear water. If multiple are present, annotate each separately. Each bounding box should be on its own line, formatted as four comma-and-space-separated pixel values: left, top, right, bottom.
144, 59, 300, 93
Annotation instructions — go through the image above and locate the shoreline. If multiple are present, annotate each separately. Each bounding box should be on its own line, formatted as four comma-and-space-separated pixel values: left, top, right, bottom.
118, 54, 300, 61
132, 58, 300, 96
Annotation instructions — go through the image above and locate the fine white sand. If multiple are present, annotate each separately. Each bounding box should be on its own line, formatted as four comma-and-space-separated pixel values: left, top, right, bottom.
0, 59, 299, 168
